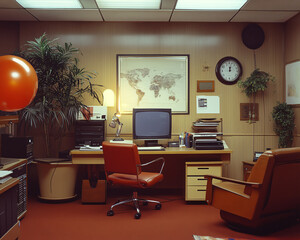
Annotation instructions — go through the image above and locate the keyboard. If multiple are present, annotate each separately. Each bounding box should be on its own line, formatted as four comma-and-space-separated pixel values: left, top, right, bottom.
137, 146, 165, 151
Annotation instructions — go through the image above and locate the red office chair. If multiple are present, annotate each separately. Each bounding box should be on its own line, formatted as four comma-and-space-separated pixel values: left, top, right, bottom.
102, 141, 165, 219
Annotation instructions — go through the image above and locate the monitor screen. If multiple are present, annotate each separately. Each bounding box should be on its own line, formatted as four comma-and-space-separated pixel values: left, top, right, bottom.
133, 108, 172, 146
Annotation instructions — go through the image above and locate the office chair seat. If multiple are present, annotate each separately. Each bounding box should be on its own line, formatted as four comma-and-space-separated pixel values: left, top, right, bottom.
107, 172, 164, 188
102, 141, 165, 219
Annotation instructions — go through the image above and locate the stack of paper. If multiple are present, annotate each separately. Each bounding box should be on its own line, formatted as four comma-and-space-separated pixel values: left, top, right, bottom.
0, 170, 13, 184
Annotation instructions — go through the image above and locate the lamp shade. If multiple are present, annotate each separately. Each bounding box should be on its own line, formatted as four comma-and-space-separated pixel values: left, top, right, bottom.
103, 89, 115, 107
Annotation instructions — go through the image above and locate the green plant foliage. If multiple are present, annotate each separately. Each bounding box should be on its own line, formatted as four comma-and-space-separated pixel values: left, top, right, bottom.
272, 102, 295, 148
238, 68, 275, 97
17, 33, 103, 156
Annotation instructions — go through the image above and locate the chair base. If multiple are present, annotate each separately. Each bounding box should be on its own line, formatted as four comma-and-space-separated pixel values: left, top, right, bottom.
107, 191, 161, 219
220, 210, 300, 235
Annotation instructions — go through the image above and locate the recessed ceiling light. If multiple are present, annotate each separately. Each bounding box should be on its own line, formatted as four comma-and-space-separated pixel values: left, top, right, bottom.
175, 0, 247, 10
96, 0, 161, 9
16, 0, 82, 9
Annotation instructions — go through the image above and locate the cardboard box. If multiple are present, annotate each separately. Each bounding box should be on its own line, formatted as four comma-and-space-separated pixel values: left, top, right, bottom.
81, 180, 106, 203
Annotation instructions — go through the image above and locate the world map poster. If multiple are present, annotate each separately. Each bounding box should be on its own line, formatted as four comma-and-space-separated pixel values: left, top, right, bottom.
117, 55, 189, 114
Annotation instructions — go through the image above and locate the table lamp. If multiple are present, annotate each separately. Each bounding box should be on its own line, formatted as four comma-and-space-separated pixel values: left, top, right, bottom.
109, 112, 124, 141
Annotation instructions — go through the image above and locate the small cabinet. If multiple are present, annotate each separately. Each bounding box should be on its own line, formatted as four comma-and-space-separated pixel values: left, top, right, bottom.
185, 161, 222, 201
0, 178, 19, 239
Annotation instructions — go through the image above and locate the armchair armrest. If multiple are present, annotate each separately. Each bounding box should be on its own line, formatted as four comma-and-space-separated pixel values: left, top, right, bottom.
138, 157, 165, 174
204, 175, 261, 188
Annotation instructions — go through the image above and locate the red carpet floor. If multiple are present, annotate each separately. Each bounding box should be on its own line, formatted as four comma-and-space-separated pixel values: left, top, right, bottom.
20, 195, 300, 240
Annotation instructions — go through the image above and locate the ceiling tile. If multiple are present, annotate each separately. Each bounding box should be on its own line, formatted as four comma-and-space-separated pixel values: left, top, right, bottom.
80, 0, 98, 9
232, 10, 299, 22
0, 9, 37, 21
28, 9, 103, 21
171, 10, 238, 22
101, 10, 172, 21
242, 0, 300, 11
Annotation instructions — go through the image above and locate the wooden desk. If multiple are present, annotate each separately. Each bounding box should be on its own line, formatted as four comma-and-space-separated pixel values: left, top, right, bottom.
70, 147, 231, 164
70, 147, 231, 194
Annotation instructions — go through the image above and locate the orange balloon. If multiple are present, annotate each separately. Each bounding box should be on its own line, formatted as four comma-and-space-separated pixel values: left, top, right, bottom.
0, 55, 38, 112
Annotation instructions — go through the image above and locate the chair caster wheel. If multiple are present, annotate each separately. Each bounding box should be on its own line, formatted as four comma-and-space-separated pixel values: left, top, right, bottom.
134, 213, 141, 219
155, 203, 161, 210
107, 210, 114, 216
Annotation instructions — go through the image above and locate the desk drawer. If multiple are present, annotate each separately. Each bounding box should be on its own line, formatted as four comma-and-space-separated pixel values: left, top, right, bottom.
187, 166, 221, 176
185, 186, 206, 201
186, 177, 207, 186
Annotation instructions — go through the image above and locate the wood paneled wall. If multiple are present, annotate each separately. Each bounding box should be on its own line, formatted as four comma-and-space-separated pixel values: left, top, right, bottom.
2, 20, 296, 179
285, 13, 300, 150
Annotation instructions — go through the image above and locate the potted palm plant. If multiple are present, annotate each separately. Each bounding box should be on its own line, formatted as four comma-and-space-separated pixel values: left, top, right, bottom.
18, 33, 103, 156
17, 33, 103, 200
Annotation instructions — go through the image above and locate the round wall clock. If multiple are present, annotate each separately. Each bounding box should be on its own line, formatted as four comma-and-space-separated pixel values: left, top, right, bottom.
215, 56, 243, 85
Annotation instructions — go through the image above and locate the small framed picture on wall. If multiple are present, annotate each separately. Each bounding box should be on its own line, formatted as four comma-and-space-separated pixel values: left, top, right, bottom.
197, 80, 215, 92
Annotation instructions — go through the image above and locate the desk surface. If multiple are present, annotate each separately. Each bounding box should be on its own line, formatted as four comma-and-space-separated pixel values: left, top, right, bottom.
70, 147, 232, 164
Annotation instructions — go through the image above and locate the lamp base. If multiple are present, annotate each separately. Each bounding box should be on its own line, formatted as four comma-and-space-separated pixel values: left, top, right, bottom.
112, 137, 124, 141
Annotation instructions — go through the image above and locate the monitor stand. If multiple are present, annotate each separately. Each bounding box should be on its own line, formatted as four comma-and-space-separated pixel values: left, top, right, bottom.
144, 140, 159, 147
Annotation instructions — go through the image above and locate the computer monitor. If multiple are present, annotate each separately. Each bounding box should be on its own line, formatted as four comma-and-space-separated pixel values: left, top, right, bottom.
132, 108, 172, 146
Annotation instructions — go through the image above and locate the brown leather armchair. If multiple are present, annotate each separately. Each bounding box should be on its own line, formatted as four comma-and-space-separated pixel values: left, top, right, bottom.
205, 147, 300, 234
102, 141, 165, 219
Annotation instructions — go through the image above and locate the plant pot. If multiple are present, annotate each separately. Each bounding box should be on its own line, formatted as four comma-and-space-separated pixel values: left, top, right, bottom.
36, 160, 78, 200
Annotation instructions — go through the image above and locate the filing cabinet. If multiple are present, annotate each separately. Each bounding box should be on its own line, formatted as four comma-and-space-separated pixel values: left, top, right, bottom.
185, 161, 222, 201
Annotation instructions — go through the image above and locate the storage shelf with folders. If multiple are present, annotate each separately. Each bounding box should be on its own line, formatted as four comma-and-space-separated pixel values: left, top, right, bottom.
189, 118, 224, 150
192, 118, 223, 135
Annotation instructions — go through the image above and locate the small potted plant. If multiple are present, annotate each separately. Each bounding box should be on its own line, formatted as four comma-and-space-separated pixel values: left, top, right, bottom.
272, 102, 295, 148
238, 68, 274, 123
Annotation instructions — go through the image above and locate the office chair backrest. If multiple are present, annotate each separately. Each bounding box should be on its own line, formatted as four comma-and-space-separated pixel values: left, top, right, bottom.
102, 141, 141, 175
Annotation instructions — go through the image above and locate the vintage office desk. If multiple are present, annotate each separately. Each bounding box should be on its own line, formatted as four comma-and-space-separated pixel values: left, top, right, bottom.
71, 147, 231, 201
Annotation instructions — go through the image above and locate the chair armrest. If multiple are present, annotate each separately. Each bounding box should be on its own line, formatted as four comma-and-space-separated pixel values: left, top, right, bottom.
204, 175, 261, 188
138, 157, 165, 174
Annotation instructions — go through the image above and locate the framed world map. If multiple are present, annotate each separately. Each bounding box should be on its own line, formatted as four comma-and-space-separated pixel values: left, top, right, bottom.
117, 54, 189, 114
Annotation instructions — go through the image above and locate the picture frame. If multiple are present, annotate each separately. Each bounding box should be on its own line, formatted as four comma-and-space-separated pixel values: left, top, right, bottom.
285, 60, 300, 106
240, 103, 259, 121
197, 80, 215, 92
117, 54, 189, 114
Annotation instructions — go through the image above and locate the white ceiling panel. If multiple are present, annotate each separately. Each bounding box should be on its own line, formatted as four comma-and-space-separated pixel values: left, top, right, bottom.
232, 11, 299, 23
0, 9, 37, 21
242, 0, 300, 11
101, 10, 172, 22
171, 10, 238, 22
80, 0, 98, 9
28, 9, 103, 21
0, 0, 299, 22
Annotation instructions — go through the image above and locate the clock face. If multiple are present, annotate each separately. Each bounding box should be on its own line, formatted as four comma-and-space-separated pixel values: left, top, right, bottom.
216, 57, 242, 85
